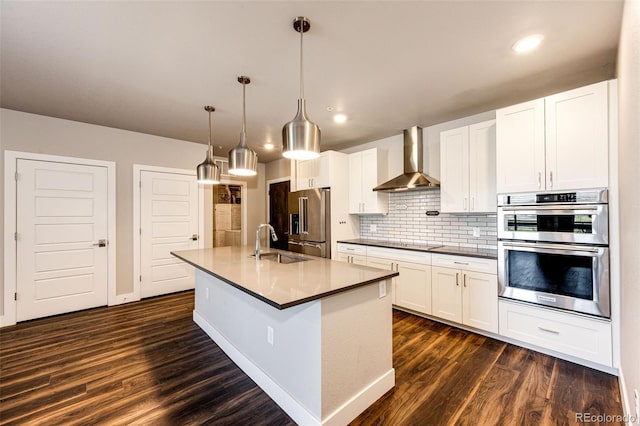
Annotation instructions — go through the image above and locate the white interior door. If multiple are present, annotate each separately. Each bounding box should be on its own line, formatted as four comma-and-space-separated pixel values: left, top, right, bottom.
16, 159, 109, 321
140, 170, 199, 298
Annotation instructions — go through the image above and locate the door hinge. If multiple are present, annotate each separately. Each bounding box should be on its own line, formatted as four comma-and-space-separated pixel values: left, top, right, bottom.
14, 292, 17, 301
14, 171, 19, 181
139, 275, 142, 282
14, 231, 18, 241
139, 228, 142, 235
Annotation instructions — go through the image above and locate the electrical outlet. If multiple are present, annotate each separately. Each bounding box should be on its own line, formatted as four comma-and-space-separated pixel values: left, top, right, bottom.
472, 227, 480, 237
370, 224, 377, 232
379, 281, 386, 298
267, 326, 274, 346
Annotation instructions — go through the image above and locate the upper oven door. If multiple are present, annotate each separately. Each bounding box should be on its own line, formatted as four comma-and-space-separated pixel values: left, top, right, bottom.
497, 204, 608, 245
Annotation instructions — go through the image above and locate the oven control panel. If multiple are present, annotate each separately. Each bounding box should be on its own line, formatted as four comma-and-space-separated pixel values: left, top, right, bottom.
536, 192, 577, 203
497, 188, 607, 206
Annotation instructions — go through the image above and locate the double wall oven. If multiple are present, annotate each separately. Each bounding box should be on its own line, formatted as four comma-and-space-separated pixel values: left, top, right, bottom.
497, 189, 610, 318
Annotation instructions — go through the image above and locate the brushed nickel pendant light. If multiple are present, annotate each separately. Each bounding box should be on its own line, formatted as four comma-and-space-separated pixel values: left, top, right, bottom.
196, 106, 221, 185
228, 76, 258, 176
282, 16, 321, 160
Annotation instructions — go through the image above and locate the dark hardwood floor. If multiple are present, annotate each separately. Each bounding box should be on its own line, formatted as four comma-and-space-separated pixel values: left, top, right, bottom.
0, 291, 623, 425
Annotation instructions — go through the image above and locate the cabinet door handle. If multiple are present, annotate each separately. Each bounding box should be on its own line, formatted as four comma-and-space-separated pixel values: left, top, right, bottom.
538, 171, 542, 189
538, 326, 559, 335
471, 197, 475, 211
463, 273, 467, 287
455, 272, 459, 286
453, 261, 468, 265
549, 171, 553, 188
463, 198, 467, 211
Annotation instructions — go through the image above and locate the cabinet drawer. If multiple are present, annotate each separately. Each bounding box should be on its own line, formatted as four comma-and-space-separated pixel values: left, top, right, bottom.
366, 246, 431, 264
336, 243, 367, 256
431, 254, 496, 273
498, 301, 612, 366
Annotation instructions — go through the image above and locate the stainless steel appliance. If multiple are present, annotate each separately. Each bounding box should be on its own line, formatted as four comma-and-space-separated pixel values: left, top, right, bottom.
288, 188, 331, 258
497, 188, 610, 318
373, 126, 439, 192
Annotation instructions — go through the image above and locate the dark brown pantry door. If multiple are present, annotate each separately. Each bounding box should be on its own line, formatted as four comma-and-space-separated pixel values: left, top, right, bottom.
269, 180, 289, 250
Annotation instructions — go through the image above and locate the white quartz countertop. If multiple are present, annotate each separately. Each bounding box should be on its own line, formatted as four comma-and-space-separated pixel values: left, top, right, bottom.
171, 246, 399, 310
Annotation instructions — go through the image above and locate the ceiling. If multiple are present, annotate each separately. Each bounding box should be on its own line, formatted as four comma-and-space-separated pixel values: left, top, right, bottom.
1, 1, 623, 163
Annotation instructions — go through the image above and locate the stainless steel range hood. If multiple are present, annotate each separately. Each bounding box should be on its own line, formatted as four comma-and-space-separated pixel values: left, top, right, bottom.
373, 126, 440, 192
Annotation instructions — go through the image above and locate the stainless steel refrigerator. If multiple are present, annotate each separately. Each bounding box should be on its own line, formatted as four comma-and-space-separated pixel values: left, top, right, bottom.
288, 188, 331, 258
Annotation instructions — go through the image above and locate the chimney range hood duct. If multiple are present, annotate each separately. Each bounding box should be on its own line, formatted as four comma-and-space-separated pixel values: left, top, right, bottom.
373, 126, 440, 192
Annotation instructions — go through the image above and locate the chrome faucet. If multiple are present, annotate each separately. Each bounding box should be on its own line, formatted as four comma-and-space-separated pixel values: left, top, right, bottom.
255, 224, 278, 259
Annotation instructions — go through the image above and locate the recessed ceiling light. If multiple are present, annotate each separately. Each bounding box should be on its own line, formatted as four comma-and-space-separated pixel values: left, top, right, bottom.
326, 106, 334, 112
333, 113, 347, 124
512, 34, 544, 53
264, 142, 274, 150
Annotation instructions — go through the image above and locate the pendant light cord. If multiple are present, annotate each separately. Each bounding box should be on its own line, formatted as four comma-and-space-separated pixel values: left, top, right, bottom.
299, 24, 304, 100
207, 110, 213, 154
241, 80, 247, 146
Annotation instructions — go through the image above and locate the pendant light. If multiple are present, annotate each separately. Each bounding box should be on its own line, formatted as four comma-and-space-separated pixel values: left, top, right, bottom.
282, 16, 321, 160
196, 106, 221, 184
228, 76, 258, 176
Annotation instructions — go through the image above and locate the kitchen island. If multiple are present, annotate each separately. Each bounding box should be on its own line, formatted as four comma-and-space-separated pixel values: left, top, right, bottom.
171, 246, 399, 426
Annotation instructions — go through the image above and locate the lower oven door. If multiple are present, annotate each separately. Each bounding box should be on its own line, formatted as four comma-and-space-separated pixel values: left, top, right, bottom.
498, 241, 610, 318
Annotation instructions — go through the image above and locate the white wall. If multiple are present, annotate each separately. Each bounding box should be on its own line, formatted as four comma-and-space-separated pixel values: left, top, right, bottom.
616, 0, 640, 421
1, 109, 266, 312
265, 158, 291, 181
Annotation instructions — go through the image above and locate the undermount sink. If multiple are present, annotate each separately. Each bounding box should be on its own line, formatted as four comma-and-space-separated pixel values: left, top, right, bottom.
251, 252, 310, 264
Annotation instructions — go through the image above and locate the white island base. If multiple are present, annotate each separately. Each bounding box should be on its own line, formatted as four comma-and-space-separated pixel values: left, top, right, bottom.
193, 269, 395, 425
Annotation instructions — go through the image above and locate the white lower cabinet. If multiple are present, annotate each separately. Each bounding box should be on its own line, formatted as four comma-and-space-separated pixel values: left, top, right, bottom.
336, 243, 367, 265
336, 252, 367, 265
499, 300, 612, 367
365, 247, 431, 315
431, 254, 498, 333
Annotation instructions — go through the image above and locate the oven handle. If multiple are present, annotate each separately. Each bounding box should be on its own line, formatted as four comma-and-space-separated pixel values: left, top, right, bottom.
501, 241, 600, 253
499, 205, 600, 213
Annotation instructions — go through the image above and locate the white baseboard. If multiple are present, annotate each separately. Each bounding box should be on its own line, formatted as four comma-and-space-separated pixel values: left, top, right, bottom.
109, 292, 139, 306
322, 369, 395, 426
0, 314, 16, 328
194, 310, 394, 426
618, 368, 639, 425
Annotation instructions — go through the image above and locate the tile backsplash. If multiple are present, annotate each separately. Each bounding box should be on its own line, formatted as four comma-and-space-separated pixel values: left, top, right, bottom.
359, 190, 497, 249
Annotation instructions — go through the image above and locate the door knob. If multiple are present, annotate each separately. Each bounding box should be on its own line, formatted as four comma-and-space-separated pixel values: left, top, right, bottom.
92, 239, 107, 247
191, 234, 199, 241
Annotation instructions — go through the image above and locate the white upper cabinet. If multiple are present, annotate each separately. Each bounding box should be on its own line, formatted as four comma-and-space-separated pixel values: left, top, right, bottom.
497, 81, 611, 193
348, 148, 388, 214
291, 151, 340, 191
440, 120, 496, 213
545, 82, 609, 190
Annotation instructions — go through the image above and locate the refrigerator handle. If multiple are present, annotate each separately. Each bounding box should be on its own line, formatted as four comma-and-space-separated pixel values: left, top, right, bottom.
289, 213, 293, 235
301, 197, 308, 234
298, 197, 303, 234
